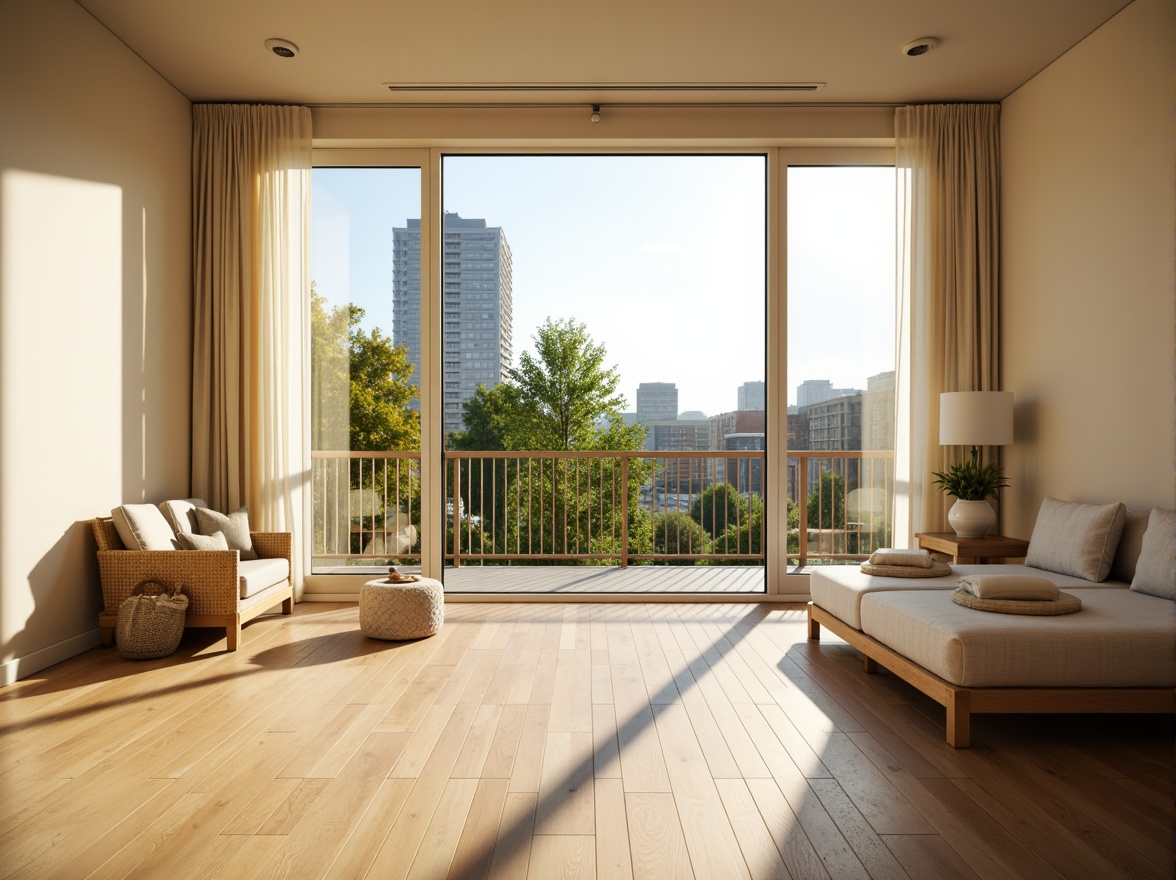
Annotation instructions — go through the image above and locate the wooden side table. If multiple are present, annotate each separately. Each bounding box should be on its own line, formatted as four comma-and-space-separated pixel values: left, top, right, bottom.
915, 532, 1030, 564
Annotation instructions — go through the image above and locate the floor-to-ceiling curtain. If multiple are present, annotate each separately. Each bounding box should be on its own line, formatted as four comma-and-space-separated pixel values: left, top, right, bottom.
894, 104, 1001, 542
192, 104, 312, 597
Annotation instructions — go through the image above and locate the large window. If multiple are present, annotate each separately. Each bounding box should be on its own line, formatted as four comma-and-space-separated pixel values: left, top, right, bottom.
310, 167, 422, 574
306, 151, 898, 594
786, 166, 897, 566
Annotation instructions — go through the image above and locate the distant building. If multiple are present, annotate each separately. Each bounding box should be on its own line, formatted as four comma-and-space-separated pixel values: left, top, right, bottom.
723, 432, 765, 496
861, 371, 896, 451
737, 381, 765, 411
636, 382, 678, 424
646, 418, 710, 494
393, 213, 513, 435
796, 378, 856, 409
678, 410, 707, 421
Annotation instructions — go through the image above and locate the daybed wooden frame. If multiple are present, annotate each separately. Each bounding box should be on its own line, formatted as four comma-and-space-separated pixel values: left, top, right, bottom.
807, 602, 1175, 748
92, 516, 294, 651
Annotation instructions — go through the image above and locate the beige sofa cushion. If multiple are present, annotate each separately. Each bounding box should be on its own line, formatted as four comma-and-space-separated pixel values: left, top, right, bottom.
859, 588, 1176, 688
177, 530, 229, 552
159, 498, 208, 535
1131, 508, 1175, 600
195, 507, 257, 560
1025, 497, 1126, 582
239, 557, 290, 599
111, 504, 180, 551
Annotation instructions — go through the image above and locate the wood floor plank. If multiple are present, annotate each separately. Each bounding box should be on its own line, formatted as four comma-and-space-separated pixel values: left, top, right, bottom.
405, 777, 480, 880
714, 778, 796, 880
534, 731, 596, 835
448, 778, 511, 880
624, 791, 694, 879
488, 792, 539, 880
594, 777, 635, 880
527, 834, 597, 880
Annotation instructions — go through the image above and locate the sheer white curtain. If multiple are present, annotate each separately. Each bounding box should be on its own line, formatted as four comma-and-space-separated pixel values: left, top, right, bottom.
894, 104, 1001, 543
192, 104, 312, 596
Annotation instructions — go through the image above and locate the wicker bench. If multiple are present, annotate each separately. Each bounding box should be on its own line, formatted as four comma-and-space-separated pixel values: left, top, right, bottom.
92, 516, 293, 651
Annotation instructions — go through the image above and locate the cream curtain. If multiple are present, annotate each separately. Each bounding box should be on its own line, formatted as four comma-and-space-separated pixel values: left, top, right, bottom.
192, 104, 312, 597
894, 104, 1001, 543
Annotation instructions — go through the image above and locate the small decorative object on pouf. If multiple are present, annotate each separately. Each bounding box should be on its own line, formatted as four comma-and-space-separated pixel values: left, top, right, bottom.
117, 580, 188, 659
360, 572, 444, 640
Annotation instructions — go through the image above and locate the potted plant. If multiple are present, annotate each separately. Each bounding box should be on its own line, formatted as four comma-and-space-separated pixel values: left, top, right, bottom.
931, 455, 1009, 538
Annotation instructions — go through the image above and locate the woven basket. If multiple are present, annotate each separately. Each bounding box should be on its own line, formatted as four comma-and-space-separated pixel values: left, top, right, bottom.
117, 580, 189, 659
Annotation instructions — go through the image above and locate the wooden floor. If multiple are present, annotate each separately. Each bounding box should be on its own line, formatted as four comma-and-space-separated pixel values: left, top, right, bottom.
1, 603, 1171, 880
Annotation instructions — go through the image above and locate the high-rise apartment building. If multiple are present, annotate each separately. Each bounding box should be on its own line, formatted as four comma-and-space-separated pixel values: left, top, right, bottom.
737, 380, 765, 411
636, 382, 678, 424
393, 213, 513, 435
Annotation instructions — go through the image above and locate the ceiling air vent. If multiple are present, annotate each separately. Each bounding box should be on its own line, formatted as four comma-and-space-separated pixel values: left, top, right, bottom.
382, 82, 826, 94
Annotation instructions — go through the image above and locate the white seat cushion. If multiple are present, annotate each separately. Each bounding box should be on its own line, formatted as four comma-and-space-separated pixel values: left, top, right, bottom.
238, 557, 290, 599
808, 563, 1121, 630
858, 588, 1176, 688
111, 504, 180, 551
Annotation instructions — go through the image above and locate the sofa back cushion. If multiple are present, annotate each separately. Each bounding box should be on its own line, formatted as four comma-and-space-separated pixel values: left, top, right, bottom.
111, 504, 180, 551
1109, 510, 1150, 583
1130, 508, 1175, 600
195, 507, 257, 560
1025, 497, 1126, 582
159, 498, 209, 535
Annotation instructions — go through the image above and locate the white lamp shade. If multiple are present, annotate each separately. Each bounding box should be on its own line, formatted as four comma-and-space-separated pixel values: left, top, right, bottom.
939, 391, 1014, 447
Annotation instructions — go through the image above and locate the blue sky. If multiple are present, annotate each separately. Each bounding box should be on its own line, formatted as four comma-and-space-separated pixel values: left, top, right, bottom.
311, 158, 893, 415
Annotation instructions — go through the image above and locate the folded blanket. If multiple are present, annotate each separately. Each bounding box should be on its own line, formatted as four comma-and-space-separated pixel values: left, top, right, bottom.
958, 574, 1061, 601
868, 548, 933, 569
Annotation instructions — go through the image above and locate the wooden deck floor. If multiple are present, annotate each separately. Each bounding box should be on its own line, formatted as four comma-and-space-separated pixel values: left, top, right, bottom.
0, 602, 1171, 879
442, 565, 766, 594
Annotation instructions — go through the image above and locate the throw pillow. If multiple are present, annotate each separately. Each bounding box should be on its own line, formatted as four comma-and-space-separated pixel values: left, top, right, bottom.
195, 507, 257, 560
159, 498, 209, 535
1024, 497, 1126, 582
1130, 508, 1175, 600
111, 504, 180, 551
177, 530, 230, 551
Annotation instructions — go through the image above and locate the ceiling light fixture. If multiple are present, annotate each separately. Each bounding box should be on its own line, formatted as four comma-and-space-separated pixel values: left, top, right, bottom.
590, 105, 601, 123
265, 38, 300, 58
902, 37, 940, 57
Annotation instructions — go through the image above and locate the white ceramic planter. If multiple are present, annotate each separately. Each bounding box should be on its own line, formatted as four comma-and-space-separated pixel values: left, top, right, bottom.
947, 499, 996, 538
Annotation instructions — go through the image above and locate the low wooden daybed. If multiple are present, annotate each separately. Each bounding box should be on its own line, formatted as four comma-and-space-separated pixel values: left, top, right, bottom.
805, 506, 1176, 747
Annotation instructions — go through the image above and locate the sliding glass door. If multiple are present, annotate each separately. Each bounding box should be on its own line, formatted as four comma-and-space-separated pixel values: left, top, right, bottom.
440, 155, 768, 594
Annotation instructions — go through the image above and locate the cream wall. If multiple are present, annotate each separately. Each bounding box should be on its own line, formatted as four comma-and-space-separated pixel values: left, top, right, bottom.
1000, 0, 1176, 537
0, 0, 192, 683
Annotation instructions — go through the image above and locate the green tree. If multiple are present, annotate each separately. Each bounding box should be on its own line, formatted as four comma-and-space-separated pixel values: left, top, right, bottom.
311, 287, 420, 452
447, 317, 649, 565
652, 512, 712, 564
807, 469, 848, 529
453, 317, 640, 452
690, 483, 748, 539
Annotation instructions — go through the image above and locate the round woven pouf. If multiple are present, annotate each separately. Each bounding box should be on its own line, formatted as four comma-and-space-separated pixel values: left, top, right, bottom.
360, 577, 444, 640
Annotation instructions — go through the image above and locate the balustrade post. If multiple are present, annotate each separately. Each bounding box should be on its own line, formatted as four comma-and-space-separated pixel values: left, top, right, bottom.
797, 453, 809, 569
620, 456, 629, 568
452, 457, 461, 568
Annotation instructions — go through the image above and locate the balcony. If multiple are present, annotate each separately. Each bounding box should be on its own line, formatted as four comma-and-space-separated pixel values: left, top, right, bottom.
311, 449, 895, 592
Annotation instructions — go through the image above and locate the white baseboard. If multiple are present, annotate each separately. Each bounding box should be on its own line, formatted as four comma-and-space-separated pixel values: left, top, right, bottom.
1, 629, 103, 688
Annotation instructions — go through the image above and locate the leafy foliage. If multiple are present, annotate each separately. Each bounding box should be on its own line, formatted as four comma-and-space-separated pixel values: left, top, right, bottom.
932, 457, 1008, 501
690, 483, 749, 539
311, 287, 420, 452
652, 512, 712, 563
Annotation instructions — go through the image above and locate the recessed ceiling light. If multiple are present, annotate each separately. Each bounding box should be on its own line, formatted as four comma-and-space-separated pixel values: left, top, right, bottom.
902, 37, 940, 57
265, 38, 299, 58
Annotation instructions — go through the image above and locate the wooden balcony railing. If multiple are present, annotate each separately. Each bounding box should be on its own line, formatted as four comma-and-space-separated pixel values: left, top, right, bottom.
310, 449, 894, 572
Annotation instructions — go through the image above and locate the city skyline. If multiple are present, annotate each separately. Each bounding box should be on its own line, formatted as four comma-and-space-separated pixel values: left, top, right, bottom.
311, 160, 894, 420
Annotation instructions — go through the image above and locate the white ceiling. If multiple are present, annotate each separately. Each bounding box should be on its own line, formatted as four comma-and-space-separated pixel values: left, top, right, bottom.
76, 0, 1133, 106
